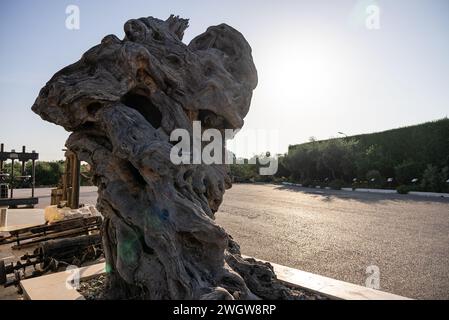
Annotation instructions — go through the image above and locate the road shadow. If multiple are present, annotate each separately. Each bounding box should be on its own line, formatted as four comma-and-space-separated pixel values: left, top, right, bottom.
274, 184, 449, 204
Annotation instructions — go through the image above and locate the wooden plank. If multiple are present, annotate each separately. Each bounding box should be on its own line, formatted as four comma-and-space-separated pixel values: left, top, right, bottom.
11, 227, 100, 249
1, 216, 101, 247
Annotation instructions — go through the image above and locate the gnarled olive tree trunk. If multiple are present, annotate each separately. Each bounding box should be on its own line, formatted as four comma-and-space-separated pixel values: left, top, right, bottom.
32, 15, 295, 300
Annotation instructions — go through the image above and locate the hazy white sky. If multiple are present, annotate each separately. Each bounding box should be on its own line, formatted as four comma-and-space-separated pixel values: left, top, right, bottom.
1, 0, 448, 160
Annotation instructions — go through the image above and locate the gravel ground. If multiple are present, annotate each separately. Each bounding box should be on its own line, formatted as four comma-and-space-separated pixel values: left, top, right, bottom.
216, 183, 449, 300
77, 273, 329, 300
78, 274, 107, 300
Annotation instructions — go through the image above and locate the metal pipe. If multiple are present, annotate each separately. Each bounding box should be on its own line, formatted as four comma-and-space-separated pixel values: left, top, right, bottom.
0, 143, 3, 171
32, 159, 36, 198
62, 152, 70, 202
70, 153, 81, 209
10, 158, 14, 199
21, 146, 26, 176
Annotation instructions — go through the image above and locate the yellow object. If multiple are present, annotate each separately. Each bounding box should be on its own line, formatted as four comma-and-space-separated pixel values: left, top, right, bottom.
44, 204, 100, 224
44, 205, 63, 223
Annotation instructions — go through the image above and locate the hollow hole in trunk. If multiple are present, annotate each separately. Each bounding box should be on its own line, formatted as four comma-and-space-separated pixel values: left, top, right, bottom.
126, 161, 147, 188
86, 102, 102, 116
121, 90, 162, 129
198, 110, 230, 129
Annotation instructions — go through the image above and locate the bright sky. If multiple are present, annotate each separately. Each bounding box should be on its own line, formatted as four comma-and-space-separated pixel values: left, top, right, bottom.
1, 0, 448, 160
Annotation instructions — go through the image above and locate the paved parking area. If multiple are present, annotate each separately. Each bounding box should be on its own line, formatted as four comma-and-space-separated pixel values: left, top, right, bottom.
216, 184, 449, 300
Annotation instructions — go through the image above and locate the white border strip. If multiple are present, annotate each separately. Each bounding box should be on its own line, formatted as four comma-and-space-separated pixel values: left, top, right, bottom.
21, 259, 411, 300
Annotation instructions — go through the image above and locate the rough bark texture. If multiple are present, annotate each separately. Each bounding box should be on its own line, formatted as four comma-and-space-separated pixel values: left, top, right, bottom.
32, 15, 296, 300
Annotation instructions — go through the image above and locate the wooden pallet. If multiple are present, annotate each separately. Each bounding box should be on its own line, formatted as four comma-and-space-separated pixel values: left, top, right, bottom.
0, 216, 102, 249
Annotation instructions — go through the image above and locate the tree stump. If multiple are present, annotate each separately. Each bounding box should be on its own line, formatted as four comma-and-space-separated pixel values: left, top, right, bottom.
32, 15, 297, 299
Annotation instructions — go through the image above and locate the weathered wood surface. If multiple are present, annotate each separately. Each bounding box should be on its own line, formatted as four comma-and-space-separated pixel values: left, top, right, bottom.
32, 15, 296, 299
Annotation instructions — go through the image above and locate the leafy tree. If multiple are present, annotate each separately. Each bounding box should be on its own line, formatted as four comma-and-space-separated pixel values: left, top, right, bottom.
356, 144, 393, 178
80, 162, 94, 186
274, 118, 449, 192
229, 159, 258, 182
394, 160, 422, 184
33, 161, 64, 186
2, 160, 65, 187
421, 164, 447, 192
366, 169, 384, 187
317, 139, 357, 180
274, 154, 291, 178
284, 143, 319, 181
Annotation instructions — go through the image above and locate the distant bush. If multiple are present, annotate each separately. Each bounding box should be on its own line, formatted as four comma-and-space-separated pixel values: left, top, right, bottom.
285, 138, 357, 183
230, 162, 257, 182
396, 185, 411, 194
421, 164, 448, 193
229, 154, 279, 183
301, 178, 313, 188
33, 161, 64, 187
394, 160, 422, 185
366, 170, 385, 187
329, 179, 345, 190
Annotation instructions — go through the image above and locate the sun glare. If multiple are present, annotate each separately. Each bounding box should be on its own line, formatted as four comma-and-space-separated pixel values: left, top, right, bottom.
261, 35, 344, 107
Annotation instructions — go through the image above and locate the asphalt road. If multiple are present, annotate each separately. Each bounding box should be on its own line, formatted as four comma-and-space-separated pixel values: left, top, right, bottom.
12, 186, 99, 209
11, 184, 449, 299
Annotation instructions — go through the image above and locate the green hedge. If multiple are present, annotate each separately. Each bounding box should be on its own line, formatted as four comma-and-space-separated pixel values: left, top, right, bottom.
283, 118, 449, 192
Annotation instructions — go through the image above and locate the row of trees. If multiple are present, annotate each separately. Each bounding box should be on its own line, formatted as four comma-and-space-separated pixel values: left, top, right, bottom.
3, 119, 448, 193
229, 154, 277, 183
1, 161, 93, 188
230, 118, 449, 193
281, 138, 449, 192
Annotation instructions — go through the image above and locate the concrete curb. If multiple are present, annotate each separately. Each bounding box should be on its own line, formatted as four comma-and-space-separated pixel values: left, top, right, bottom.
20, 262, 105, 300
270, 261, 410, 300
20, 259, 412, 300
281, 182, 449, 198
